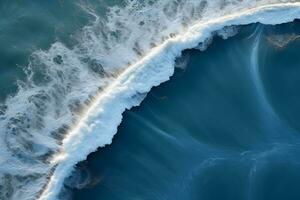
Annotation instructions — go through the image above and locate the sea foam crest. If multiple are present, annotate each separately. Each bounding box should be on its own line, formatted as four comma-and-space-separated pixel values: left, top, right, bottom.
0, 1, 300, 200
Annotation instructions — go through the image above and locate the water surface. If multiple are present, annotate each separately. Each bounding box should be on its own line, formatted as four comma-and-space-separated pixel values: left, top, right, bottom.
70, 22, 300, 200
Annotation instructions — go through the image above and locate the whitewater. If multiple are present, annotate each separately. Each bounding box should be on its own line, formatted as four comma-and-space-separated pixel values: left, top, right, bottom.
1, 1, 300, 200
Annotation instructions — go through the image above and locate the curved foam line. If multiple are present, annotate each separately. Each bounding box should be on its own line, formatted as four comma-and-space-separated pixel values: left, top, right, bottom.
39, 3, 300, 200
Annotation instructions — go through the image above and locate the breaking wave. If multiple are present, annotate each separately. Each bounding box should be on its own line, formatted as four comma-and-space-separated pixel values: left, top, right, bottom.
1, 1, 300, 199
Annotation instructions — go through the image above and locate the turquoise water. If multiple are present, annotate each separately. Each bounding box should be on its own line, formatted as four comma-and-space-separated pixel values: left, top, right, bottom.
70, 23, 300, 200
1, 1, 300, 200
0, 1, 90, 101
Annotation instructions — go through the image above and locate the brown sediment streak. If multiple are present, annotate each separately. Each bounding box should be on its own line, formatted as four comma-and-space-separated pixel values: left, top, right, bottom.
267, 34, 300, 49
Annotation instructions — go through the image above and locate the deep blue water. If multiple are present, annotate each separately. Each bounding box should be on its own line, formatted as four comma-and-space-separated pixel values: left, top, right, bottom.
1, 1, 300, 200
70, 22, 300, 200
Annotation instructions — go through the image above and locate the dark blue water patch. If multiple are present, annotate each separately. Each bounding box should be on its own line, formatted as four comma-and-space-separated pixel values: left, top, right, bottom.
261, 20, 300, 134
70, 22, 300, 200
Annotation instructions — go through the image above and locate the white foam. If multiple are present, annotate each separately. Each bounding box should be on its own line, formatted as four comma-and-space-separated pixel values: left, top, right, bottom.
1, 1, 300, 199
39, 2, 300, 200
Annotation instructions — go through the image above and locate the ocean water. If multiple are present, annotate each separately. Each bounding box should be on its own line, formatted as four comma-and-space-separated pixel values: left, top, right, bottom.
0, 1, 90, 101
1, 1, 300, 200
69, 22, 300, 200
